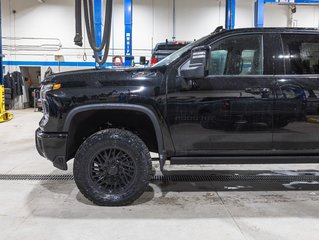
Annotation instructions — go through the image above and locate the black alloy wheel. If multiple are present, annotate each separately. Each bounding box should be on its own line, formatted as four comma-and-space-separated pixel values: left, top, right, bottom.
90, 148, 137, 194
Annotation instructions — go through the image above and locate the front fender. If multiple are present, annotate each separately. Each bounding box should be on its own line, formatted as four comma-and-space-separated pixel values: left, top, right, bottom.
63, 103, 168, 165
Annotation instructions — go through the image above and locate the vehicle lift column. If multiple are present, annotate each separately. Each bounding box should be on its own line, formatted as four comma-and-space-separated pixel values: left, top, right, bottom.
94, 0, 133, 67
124, 0, 133, 66
225, 0, 236, 29
0, 0, 13, 123
94, 0, 103, 67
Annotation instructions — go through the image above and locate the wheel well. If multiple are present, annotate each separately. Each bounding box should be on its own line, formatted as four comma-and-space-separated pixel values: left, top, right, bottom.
66, 109, 159, 160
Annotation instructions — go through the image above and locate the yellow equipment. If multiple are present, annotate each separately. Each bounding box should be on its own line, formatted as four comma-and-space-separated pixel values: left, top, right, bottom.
308, 117, 319, 124
0, 85, 13, 123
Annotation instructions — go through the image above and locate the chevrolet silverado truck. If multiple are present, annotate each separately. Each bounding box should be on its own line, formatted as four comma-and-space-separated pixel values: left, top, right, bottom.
36, 27, 319, 206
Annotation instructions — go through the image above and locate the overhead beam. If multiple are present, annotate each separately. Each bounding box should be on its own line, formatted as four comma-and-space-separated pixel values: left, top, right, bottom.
293, 0, 319, 3
265, 0, 319, 3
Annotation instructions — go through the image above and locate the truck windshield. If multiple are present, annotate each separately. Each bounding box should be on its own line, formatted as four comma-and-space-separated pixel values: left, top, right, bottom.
152, 34, 211, 68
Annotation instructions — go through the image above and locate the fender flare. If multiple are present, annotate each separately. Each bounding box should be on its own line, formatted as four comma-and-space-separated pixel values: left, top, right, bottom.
63, 103, 165, 156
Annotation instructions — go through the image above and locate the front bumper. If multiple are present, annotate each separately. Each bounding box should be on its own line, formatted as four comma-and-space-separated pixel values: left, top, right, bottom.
35, 128, 68, 170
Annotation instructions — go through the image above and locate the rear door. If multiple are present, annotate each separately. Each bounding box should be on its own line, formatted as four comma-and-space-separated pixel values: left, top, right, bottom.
273, 33, 319, 151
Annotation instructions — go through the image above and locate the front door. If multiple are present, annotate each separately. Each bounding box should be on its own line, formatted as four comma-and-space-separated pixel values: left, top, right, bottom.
167, 33, 275, 155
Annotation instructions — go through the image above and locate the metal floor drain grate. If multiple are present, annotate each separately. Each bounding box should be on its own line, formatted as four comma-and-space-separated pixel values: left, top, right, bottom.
0, 174, 74, 181
152, 175, 319, 182
0, 174, 319, 182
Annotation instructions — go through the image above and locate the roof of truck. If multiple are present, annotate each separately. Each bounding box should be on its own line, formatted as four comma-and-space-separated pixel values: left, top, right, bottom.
219, 27, 319, 34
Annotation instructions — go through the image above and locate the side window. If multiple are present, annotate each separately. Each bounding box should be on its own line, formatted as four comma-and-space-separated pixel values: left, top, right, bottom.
209, 34, 263, 76
282, 34, 319, 75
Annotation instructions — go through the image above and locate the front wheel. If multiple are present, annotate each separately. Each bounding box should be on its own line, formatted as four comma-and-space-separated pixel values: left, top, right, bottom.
73, 129, 152, 206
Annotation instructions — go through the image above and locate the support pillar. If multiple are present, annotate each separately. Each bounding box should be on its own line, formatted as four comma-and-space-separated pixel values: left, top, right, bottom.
94, 0, 103, 62
225, 0, 236, 30
255, 0, 264, 28
124, 0, 133, 66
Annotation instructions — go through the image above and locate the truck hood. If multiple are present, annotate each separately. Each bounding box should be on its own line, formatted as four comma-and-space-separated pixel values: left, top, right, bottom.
43, 67, 164, 88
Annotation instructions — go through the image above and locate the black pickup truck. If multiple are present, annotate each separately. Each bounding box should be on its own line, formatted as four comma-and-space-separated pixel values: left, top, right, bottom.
36, 27, 319, 206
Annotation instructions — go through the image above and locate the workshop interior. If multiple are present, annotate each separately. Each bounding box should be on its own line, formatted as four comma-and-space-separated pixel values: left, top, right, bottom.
1, 0, 319, 239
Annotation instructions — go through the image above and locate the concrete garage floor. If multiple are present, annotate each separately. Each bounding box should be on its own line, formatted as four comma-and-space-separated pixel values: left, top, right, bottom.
1, 109, 319, 240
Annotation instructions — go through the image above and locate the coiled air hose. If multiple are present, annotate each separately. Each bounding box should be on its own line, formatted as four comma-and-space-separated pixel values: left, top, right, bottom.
74, 0, 113, 67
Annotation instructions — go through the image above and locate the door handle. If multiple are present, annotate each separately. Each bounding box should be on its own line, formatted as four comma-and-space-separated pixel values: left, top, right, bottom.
245, 87, 271, 95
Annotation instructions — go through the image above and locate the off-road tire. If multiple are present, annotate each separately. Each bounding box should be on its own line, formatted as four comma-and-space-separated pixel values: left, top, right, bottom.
74, 128, 152, 206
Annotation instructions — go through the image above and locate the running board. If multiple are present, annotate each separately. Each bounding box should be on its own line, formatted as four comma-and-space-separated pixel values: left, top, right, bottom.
170, 155, 319, 165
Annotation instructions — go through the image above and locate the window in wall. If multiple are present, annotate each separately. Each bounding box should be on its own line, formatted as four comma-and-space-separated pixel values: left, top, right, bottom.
209, 34, 263, 76
282, 34, 319, 75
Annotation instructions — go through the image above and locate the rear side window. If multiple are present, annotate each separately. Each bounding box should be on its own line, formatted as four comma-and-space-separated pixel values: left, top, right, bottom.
282, 34, 319, 75
209, 34, 263, 76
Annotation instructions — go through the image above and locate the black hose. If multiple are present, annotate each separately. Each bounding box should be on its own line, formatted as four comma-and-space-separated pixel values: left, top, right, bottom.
97, 0, 112, 65
84, 0, 112, 52
74, 0, 83, 47
82, 0, 113, 66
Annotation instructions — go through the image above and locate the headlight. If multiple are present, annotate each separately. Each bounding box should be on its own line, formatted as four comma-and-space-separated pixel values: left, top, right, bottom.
39, 83, 61, 128
40, 83, 61, 99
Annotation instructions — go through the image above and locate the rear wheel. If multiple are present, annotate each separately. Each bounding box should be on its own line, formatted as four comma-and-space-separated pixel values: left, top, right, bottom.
74, 128, 152, 206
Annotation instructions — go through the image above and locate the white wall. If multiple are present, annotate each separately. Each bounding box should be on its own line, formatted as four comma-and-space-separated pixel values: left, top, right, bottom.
2, 0, 125, 74
291, 4, 319, 27
2, 0, 319, 75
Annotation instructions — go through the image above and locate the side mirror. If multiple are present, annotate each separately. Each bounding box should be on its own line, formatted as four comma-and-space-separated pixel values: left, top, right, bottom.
181, 45, 210, 79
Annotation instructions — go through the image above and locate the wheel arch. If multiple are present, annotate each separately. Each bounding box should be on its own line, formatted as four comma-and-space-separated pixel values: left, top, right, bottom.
63, 103, 166, 163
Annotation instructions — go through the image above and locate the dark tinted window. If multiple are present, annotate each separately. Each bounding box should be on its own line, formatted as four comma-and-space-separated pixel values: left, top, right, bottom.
209, 34, 263, 75
282, 34, 319, 75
